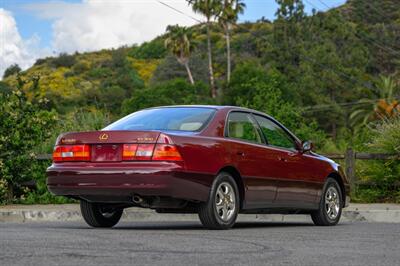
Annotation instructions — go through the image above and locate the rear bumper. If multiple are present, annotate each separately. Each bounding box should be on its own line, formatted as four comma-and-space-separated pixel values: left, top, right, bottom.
46, 162, 213, 202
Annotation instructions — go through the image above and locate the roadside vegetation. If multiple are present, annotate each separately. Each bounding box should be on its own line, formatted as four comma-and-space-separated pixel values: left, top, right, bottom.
0, 0, 399, 204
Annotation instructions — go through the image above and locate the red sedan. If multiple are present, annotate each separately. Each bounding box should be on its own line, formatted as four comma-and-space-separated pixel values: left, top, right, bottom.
47, 106, 350, 229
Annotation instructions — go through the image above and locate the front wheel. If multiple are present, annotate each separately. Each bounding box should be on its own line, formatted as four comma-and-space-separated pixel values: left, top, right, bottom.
311, 178, 343, 226
198, 172, 240, 229
80, 200, 123, 228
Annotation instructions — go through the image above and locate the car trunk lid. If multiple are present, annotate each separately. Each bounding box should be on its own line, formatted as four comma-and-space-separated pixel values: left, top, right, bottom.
57, 130, 160, 145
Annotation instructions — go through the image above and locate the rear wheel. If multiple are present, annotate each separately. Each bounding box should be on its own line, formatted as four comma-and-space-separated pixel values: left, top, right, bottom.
80, 200, 123, 228
311, 178, 342, 226
198, 172, 239, 229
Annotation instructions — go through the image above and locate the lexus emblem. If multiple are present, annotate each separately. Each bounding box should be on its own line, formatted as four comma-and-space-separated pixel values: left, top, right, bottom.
99, 133, 108, 140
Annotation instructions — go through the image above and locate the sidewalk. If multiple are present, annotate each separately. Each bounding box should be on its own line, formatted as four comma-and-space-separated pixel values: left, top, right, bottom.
1, 203, 400, 223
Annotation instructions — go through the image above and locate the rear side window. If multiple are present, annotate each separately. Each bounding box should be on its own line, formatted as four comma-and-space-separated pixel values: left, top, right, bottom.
227, 112, 263, 144
104, 107, 215, 132
253, 115, 295, 149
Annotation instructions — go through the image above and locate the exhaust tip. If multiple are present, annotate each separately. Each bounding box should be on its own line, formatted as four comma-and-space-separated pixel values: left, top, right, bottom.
132, 195, 143, 204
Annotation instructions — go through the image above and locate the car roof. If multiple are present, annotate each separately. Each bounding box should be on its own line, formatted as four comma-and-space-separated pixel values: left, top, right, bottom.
147, 105, 277, 118
147, 105, 259, 112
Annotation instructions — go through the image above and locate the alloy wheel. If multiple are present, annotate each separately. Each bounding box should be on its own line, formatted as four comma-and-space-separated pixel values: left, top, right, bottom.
215, 182, 236, 222
325, 186, 340, 220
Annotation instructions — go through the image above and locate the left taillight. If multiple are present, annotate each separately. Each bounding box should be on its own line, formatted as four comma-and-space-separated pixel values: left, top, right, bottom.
53, 144, 90, 162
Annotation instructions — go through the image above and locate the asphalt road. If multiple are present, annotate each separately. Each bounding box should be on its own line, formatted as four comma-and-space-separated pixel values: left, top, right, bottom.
1, 221, 399, 266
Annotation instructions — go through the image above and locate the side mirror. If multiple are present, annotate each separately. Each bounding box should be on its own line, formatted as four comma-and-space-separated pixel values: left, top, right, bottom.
302, 140, 313, 153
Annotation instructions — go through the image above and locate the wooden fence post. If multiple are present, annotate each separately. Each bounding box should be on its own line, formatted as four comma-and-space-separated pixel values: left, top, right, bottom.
345, 148, 356, 191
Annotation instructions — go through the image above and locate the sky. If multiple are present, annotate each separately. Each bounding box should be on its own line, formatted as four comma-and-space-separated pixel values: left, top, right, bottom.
0, 0, 346, 77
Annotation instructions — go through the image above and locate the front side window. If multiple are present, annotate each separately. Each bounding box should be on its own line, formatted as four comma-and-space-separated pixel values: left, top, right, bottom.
227, 112, 263, 144
104, 107, 216, 132
253, 115, 296, 149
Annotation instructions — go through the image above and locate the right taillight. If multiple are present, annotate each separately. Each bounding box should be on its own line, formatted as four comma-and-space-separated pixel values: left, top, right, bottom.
153, 133, 182, 161
153, 144, 182, 161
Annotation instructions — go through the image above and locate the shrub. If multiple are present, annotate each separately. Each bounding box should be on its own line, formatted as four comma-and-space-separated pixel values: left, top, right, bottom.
3, 64, 21, 79
129, 39, 167, 59
0, 81, 11, 95
50, 53, 76, 68
34, 58, 47, 66
367, 117, 400, 201
18, 108, 112, 204
351, 117, 400, 203
98, 85, 127, 110
369, 117, 400, 154
72, 60, 91, 73
36, 108, 112, 154
87, 67, 113, 79
0, 90, 57, 204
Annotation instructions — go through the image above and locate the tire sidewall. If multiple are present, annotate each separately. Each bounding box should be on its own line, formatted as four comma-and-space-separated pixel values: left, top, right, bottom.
93, 203, 123, 224
80, 201, 123, 228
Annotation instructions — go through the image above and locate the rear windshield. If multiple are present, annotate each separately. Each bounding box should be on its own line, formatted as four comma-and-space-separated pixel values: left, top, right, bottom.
104, 107, 216, 132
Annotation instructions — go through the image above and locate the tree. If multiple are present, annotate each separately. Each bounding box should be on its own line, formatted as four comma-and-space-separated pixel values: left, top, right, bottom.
121, 78, 214, 114
227, 61, 326, 146
348, 0, 400, 25
273, 0, 305, 74
187, 0, 220, 98
217, 0, 246, 83
3, 64, 21, 79
150, 53, 209, 85
350, 76, 400, 128
165, 25, 196, 84
275, 0, 305, 22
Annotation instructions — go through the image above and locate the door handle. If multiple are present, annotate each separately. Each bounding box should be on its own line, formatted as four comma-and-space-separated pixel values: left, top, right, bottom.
237, 151, 245, 157
278, 156, 287, 162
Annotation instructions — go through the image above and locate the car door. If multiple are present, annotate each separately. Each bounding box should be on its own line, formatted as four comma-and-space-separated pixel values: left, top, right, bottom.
225, 112, 279, 208
252, 114, 321, 208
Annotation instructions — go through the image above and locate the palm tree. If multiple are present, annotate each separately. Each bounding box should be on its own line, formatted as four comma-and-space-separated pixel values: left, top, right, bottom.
217, 0, 245, 83
187, 0, 220, 98
350, 76, 400, 128
165, 25, 195, 85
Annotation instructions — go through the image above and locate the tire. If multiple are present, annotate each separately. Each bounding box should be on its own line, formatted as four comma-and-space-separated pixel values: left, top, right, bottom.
198, 172, 240, 230
80, 200, 123, 228
311, 178, 343, 226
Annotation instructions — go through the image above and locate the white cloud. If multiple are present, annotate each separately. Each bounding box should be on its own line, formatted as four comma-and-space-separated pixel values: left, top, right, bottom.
27, 0, 203, 53
0, 8, 49, 78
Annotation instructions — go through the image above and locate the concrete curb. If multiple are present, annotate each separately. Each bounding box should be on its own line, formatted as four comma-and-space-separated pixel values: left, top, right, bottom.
1, 204, 400, 223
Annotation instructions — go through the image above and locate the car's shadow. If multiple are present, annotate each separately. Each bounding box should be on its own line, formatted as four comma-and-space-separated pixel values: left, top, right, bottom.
56, 221, 326, 230
115, 221, 316, 230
